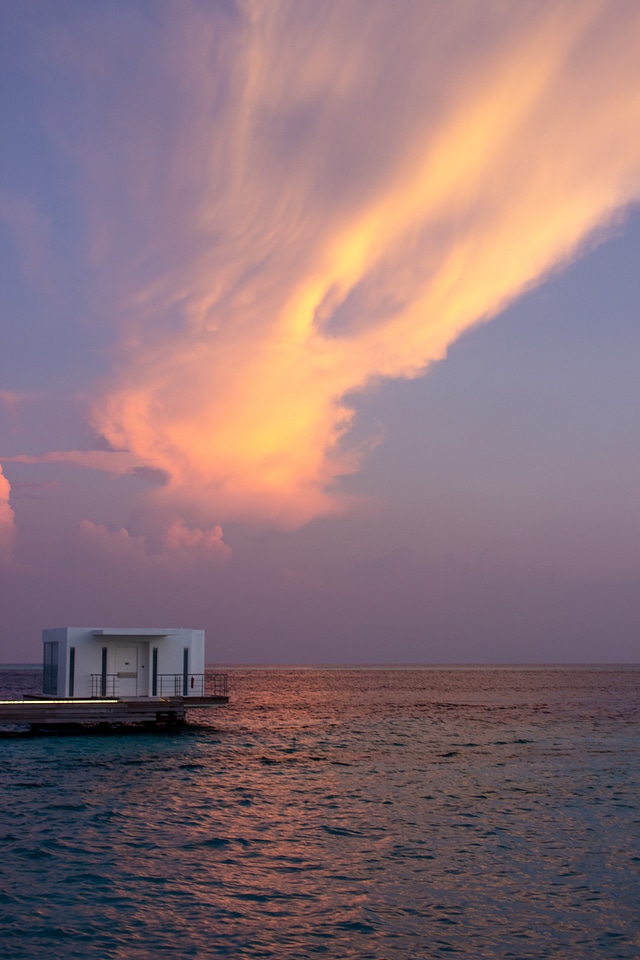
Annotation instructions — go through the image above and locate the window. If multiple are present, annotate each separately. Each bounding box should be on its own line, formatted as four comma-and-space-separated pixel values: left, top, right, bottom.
43, 642, 59, 695
182, 647, 189, 696
101, 646, 107, 697
68, 647, 75, 697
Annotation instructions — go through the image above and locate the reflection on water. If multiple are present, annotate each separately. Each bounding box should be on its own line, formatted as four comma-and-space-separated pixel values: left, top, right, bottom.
0, 667, 638, 958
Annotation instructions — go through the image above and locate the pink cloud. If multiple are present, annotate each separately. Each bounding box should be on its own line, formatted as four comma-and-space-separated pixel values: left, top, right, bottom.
78, 517, 230, 564
164, 519, 228, 553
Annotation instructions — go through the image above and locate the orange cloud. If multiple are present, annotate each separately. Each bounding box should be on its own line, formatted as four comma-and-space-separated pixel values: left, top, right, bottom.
0, 465, 16, 563
27, 2, 640, 530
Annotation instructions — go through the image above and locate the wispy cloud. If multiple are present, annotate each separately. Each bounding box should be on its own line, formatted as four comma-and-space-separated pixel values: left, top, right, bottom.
0, 194, 52, 286
18, 0, 640, 533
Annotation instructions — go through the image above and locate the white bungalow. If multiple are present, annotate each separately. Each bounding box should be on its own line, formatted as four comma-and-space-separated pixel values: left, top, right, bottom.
42, 627, 207, 699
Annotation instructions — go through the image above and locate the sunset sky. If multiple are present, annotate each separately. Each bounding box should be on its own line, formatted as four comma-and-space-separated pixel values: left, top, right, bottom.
2, 0, 640, 663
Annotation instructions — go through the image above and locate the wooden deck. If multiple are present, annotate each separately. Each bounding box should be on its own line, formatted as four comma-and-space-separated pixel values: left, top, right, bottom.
0, 695, 229, 730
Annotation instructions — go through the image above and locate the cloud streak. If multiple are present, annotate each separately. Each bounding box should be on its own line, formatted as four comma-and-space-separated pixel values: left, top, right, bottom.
21, 0, 640, 531
3, 450, 147, 475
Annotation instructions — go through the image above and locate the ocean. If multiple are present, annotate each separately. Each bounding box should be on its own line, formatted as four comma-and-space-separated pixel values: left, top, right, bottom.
0, 666, 638, 959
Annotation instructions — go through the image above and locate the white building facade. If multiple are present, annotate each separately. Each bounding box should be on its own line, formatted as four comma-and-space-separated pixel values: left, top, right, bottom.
42, 627, 206, 699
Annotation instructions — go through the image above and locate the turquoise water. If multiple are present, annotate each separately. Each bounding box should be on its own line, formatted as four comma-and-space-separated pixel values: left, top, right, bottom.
1, 666, 639, 958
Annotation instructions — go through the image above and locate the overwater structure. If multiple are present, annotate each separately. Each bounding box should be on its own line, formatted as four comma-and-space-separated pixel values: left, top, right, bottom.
42, 626, 209, 698
0, 626, 228, 730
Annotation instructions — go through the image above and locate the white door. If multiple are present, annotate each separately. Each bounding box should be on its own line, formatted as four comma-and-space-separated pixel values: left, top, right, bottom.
116, 645, 138, 697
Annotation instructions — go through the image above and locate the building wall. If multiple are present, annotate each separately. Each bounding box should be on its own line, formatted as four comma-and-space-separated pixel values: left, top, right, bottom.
41, 628, 206, 698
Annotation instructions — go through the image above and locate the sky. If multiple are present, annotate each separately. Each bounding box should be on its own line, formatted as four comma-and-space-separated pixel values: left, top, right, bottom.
1, 0, 640, 664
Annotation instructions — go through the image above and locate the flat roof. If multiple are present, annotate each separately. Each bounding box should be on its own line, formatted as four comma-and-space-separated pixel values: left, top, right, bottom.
91, 628, 176, 637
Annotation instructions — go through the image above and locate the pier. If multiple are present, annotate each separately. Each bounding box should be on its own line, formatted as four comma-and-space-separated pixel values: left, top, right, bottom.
0, 694, 228, 731
0, 674, 229, 731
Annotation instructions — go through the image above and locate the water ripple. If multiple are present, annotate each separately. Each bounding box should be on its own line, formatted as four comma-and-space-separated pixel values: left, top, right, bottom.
0, 666, 638, 958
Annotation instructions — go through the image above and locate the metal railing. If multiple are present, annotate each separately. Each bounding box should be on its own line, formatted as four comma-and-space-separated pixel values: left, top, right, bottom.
90, 672, 228, 698
90, 674, 119, 697
156, 673, 228, 697
203, 672, 228, 697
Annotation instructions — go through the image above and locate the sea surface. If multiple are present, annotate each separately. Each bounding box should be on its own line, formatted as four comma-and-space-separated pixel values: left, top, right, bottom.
0, 666, 639, 959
